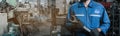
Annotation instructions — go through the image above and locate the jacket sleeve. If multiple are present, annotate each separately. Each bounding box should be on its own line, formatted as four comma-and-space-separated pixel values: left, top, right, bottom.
100, 8, 110, 34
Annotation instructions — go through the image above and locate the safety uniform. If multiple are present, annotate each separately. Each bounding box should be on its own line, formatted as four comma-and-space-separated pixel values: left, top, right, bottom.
66, 0, 110, 36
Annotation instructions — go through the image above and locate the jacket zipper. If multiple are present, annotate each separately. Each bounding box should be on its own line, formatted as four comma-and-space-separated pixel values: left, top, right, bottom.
85, 8, 90, 24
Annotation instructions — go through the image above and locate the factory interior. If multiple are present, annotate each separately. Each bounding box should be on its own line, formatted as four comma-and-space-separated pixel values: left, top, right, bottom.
0, 0, 120, 36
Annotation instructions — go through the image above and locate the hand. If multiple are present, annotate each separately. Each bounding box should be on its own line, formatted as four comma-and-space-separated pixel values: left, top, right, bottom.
97, 28, 101, 32
90, 29, 99, 36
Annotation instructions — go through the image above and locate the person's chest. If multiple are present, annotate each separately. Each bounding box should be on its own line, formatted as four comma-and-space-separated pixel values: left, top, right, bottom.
71, 6, 103, 25
72, 6, 103, 19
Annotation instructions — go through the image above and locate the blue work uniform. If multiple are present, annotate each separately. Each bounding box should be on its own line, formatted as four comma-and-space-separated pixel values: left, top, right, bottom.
66, 0, 110, 36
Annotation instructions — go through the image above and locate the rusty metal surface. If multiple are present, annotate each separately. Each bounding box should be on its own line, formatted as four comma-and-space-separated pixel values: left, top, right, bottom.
6, 0, 69, 36
14, 3, 52, 36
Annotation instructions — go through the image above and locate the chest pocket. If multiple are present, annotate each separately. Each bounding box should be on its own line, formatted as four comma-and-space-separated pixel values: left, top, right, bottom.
90, 14, 101, 24
90, 14, 101, 20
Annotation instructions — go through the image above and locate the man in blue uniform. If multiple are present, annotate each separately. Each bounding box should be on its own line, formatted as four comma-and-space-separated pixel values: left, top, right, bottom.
66, 0, 110, 36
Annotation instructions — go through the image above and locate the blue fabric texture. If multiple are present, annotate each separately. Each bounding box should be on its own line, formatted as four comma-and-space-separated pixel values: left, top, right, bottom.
66, 0, 110, 35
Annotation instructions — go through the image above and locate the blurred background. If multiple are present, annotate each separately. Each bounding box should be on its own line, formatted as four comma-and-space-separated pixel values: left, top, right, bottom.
0, 0, 119, 36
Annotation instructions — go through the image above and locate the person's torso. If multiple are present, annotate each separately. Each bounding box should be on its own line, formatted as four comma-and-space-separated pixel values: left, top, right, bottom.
71, 1, 104, 29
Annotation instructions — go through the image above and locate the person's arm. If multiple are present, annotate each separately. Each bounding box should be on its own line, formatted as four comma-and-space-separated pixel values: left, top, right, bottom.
99, 8, 110, 34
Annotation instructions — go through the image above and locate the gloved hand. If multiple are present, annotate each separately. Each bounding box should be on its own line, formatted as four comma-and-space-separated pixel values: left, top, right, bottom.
90, 29, 99, 36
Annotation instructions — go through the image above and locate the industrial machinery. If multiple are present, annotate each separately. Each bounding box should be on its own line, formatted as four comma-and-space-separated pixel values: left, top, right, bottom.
3, 23, 20, 36
0, 0, 71, 36
0, 0, 14, 36
0, 0, 14, 13
107, 0, 120, 36
14, 0, 52, 36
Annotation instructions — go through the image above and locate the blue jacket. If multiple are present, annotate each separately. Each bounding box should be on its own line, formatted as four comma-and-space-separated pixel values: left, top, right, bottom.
66, 0, 110, 34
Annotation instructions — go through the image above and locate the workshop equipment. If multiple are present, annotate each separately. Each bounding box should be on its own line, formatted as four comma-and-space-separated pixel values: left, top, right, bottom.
50, 0, 63, 36
51, 5, 59, 36
14, 11, 40, 36
14, 0, 51, 36
0, 0, 14, 13
3, 23, 20, 36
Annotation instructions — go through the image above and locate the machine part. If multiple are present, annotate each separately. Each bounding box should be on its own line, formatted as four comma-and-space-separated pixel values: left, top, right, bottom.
6, 0, 17, 7
0, 0, 14, 13
8, 10, 14, 19
51, 7, 57, 36
51, 25, 61, 36
0, 0, 8, 8
14, 12, 39, 36
3, 23, 20, 36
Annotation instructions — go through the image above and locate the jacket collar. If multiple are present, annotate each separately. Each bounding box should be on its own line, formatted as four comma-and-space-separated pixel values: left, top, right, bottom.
78, 0, 93, 8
